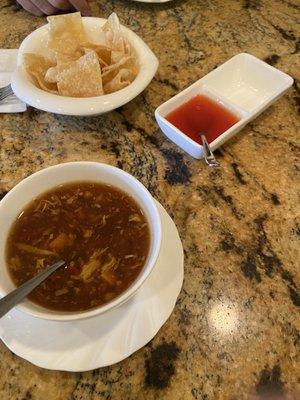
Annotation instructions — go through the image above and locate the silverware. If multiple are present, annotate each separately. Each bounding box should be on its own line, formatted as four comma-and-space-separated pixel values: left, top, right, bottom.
200, 134, 220, 168
0, 260, 66, 318
0, 84, 14, 102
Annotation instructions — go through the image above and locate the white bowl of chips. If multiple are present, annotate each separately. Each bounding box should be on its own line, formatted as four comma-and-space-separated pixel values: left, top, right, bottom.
11, 13, 158, 116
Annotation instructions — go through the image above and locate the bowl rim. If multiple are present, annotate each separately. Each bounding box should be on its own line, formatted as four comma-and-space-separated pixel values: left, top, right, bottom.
11, 17, 159, 116
0, 162, 162, 321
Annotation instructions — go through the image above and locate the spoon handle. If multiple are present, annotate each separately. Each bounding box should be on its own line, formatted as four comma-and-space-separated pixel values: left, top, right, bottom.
0, 260, 65, 319
200, 134, 220, 168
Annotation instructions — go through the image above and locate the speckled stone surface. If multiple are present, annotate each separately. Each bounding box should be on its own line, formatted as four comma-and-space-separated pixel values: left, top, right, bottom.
0, 0, 299, 399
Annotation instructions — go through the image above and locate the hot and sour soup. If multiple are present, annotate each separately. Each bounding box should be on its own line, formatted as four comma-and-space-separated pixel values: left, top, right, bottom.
6, 182, 150, 312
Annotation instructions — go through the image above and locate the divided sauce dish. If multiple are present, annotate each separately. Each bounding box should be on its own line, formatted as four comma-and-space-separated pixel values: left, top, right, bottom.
0, 162, 162, 321
155, 53, 293, 159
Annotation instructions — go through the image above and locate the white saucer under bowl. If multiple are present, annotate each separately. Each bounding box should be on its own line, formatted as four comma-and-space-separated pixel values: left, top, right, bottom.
0, 201, 183, 372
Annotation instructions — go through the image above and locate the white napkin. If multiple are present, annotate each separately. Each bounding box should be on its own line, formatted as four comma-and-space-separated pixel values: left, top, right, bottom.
0, 49, 27, 113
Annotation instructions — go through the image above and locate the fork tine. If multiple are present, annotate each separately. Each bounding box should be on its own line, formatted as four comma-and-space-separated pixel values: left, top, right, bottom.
0, 94, 9, 102
0, 93, 14, 102
0, 84, 14, 102
0, 88, 12, 96
0, 93, 12, 102
0, 84, 12, 92
0, 84, 11, 92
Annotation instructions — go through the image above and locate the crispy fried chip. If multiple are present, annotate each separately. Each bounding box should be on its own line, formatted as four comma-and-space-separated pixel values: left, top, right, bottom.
24, 12, 139, 97
57, 51, 103, 97
55, 50, 83, 64
102, 56, 137, 85
47, 12, 86, 56
103, 68, 135, 94
80, 44, 111, 67
103, 13, 130, 56
23, 53, 58, 94
93, 45, 112, 66
45, 50, 86, 83
45, 61, 72, 83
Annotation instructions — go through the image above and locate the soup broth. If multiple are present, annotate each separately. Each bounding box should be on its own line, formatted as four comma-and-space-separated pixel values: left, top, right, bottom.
6, 182, 150, 312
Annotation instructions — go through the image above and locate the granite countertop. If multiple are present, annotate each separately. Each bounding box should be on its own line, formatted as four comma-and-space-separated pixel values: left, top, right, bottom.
0, 0, 299, 399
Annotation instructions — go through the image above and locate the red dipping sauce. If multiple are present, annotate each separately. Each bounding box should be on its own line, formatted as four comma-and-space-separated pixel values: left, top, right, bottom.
165, 94, 240, 144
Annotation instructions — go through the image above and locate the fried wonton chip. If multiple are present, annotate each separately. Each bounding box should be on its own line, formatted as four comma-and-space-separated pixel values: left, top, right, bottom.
47, 12, 86, 56
102, 14, 138, 85
55, 50, 84, 64
111, 50, 127, 65
23, 53, 58, 94
93, 45, 112, 66
103, 13, 130, 56
102, 56, 134, 75
102, 56, 137, 85
80, 43, 111, 67
44, 50, 83, 84
57, 51, 103, 97
45, 61, 72, 83
103, 68, 135, 94
24, 12, 138, 97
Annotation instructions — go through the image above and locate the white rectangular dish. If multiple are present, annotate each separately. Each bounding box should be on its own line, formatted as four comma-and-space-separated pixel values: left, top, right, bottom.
155, 53, 293, 159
